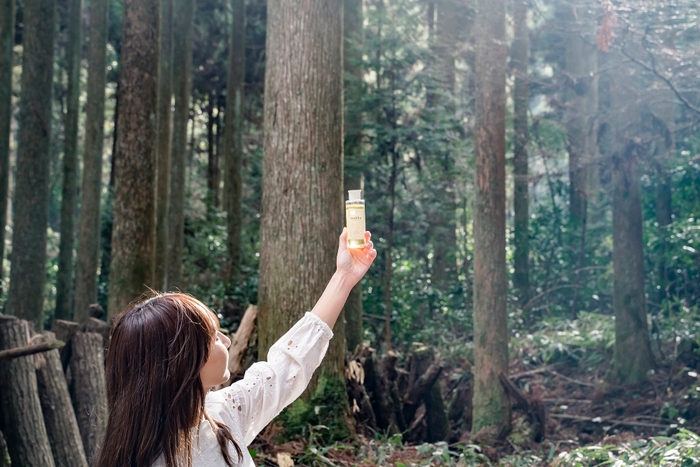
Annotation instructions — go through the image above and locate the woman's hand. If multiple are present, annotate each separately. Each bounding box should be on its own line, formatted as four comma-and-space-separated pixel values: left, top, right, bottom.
336, 228, 377, 287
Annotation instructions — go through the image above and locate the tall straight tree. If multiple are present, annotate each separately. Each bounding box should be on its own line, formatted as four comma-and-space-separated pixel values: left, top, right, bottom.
155, 0, 174, 291
560, 1, 599, 229
512, 0, 529, 305
167, 0, 196, 290
55, 0, 84, 320
343, 0, 364, 353
427, 0, 459, 296
223, 0, 245, 292
6, 0, 56, 328
107, 0, 158, 318
0, 0, 13, 298
73, 0, 109, 322
471, 0, 510, 437
259, 0, 346, 408
609, 60, 653, 383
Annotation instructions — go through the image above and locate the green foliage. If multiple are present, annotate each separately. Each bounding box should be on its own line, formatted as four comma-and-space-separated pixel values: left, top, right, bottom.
555, 429, 700, 466
278, 373, 351, 445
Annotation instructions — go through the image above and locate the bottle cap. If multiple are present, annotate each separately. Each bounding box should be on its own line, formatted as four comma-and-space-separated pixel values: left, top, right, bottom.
348, 190, 362, 201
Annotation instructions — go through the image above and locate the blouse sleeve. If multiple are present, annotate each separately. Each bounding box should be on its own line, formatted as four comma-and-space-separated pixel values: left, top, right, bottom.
208, 312, 333, 445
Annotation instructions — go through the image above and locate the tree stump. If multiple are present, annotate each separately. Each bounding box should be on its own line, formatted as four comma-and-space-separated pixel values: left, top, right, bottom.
70, 332, 107, 464
35, 332, 88, 467
83, 317, 111, 349
403, 346, 450, 442
0, 316, 56, 466
52, 319, 80, 370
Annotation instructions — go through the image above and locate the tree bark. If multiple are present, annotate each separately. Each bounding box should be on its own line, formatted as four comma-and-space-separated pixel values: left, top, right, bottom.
512, 0, 529, 306
0, 0, 13, 298
207, 94, 219, 208
259, 0, 346, 405
70, 332, 107, 464
224, 0, 245, 291
0, 317, 56, 467
55, 0, 84, 321
35, 332, 88, 467
167, 0, 195, 291
108, 0, 159, 317
343, 0, 364, 353
73, 0, 109, 322
472, 0, 510, 437
6, 0, 56, 329
155, 0, 174, 291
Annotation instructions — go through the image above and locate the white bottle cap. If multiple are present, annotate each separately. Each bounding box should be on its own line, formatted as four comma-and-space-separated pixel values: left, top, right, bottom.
348, 190, 362, 201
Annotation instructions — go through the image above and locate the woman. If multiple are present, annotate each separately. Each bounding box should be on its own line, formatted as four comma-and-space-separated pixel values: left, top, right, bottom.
93, 228, 376, 467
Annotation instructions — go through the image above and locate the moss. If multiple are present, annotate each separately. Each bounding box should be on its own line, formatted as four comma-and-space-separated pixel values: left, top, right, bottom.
279, 371, 351, 443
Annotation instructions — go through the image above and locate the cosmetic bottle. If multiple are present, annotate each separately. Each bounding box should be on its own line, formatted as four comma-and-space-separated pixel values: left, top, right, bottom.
346, 190, 366, 248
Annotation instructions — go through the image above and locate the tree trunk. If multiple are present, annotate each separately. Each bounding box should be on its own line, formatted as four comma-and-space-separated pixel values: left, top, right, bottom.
0, 0, 14, 298
167, 0, 195, 291
35, 332, 88, 467
561, 1, 598, 230
653, 92, 675, 301
207, 94, 219, 208
259, 0, 346, 409
427, 0, 459, 298
0, 316, 56, 467
55, 0, 83, 321
224, 0, 245, 291
343, 0, 364, 353
612, 143, 654, 383
108, 0, 159, 318
155, 0, 174, 291
7, 0, 55, 330
73, 0, 109, 323
70, 332, 107, 464
512, 0, 529, 306
472, 0, 510, 438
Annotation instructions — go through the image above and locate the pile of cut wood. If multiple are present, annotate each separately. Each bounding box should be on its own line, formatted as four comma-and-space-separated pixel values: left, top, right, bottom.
0, 310, 109, 467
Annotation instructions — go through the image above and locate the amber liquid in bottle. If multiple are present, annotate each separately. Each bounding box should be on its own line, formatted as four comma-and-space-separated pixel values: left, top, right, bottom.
346, 190, 366, 248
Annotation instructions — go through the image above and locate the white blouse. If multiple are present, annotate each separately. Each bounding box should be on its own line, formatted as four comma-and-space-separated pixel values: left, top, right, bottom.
153, 312, 333, 467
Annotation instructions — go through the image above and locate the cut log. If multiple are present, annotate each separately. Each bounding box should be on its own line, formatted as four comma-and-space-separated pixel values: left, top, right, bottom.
83, 317, 111, 348
499, 373, 545, 442
35, 332, 88, 467
52, 319, 80, 370
0, 338, 64, 362
70, 332, 107, 464
227, 304, 257, 379
359, 344, 400, 434
346, 359, 377, 432
0, 316, 56, 466
448, 373, 472, 431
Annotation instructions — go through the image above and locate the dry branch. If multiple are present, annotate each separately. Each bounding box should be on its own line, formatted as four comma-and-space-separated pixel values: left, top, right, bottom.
0, 339, 64, 362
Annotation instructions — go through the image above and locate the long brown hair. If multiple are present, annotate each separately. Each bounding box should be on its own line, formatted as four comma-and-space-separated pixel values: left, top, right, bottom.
93, 293, 242, 467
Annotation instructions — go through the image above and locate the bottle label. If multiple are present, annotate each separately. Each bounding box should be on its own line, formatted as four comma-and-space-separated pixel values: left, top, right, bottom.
346, 205, 366, 240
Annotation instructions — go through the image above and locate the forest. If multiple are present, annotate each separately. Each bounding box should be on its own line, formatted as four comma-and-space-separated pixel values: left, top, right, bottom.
1, 0, 700, 465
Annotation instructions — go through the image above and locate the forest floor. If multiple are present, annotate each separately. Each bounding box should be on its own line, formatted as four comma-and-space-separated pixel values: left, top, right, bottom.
249, 315, 700, 466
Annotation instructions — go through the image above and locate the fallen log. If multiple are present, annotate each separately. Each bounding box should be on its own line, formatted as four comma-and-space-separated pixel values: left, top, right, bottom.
70, 332, 107, 464
227, 304, 258, 380
35, 332, 88, 467
0, 316, 56, 466
0, 338, 64, 362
